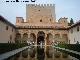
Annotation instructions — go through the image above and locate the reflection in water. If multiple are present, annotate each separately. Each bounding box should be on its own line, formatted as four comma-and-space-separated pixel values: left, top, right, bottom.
37, 46, 45, 60
7, 46, 73, 60
29, 46, 36, 58
22, 49, 28, 58
46, 46, 53, 58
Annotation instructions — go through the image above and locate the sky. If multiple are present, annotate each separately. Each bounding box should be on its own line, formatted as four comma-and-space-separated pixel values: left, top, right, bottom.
0, 0, 80, 24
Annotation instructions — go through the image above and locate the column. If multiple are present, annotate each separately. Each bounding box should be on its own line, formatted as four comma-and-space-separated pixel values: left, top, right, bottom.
28, 33, 30, 42
45, 34, 47, 46
21, 33, 23, 43
44, 33, 47, 60
35, 34, 37, 46
53, 34, 55, 44
28, 33, 30, 38
60, 34, 62, 43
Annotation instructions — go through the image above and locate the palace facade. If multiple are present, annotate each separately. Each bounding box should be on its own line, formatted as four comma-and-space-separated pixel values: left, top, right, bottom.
15, 4, 68, 45
1, 4, 79, 45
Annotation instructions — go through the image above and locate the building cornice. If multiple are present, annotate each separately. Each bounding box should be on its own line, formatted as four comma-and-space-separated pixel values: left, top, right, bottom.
0, 15, 16, 28
16, 26, 67, 30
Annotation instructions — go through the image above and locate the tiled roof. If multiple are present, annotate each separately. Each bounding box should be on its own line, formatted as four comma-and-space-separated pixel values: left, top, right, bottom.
68, 20, 80, 29
0, 15, 16, 28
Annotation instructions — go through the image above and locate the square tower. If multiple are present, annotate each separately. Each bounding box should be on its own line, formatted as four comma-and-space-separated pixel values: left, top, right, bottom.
26, 4, 56, 23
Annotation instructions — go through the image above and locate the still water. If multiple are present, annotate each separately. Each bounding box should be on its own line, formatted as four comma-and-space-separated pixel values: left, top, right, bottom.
7, 46, 73, 60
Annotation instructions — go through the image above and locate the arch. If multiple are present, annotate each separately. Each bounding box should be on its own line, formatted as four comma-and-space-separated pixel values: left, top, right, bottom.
37, 31, 45, 37
46, 33, 53, 45
62, 34, 68, 43
37, 31, 45, 45
15, 33, 21, 43
22, 33, 28, 43
54, 34, 60, 43
30, 33, 36, 43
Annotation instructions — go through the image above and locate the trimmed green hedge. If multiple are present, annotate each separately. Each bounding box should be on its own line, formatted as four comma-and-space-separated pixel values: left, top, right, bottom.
0, 43, 28, 54
55, 44, 80, 59
56, 44, 80, 52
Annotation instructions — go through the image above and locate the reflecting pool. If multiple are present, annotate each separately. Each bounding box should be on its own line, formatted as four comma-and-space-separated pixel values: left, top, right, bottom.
7, 46, 75, 60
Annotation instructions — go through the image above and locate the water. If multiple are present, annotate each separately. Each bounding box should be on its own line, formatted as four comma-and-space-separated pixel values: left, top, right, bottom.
7, 46, 74, 60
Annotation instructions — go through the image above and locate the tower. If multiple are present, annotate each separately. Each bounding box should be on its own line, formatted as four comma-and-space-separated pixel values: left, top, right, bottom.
16, 17, 24, 26
26, 4, 56, 23
58, 17, 68, 27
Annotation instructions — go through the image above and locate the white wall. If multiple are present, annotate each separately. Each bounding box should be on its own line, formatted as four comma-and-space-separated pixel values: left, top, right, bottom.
0, 21, 16, 43
68, 25, 80, 44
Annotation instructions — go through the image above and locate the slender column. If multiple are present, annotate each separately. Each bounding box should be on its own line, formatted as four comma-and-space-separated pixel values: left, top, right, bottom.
35, 34, 37, 59
21, 34, 23, 38
28, 33, 30, 42
44, 33, 47, 60
60, 34, 63, 42
21, 33, 23, 43
53, 34, 55, 44
45, 34, 47, 46
28, 33, 30, 38
35, 34, 37, 46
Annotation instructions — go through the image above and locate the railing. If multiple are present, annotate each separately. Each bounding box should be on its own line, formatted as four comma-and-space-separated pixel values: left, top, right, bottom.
54, 44, 80, 60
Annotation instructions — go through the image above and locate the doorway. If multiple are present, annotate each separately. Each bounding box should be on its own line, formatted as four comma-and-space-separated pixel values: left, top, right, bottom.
37, 31, 45, 45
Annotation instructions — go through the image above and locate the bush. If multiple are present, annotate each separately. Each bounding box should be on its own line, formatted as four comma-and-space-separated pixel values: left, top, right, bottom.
0, 43, 27, 54
57, 44, 80, 52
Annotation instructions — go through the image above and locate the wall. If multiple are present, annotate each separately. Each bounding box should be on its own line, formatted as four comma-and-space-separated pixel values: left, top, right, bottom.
16, 28, 68, 44
0, 20, 16, 43
26, 4, 56, 23
68, 25, 80, 44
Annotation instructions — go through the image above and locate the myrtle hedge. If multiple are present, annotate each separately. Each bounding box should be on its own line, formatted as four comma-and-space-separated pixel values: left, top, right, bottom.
56, 44, 80, 52
0, 43, 28, 54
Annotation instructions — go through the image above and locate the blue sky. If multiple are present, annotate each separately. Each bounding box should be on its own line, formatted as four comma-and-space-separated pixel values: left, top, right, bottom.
0, 0, 80, 24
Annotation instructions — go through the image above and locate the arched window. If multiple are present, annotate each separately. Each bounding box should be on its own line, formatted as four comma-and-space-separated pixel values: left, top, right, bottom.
30, 33, 36, 42
10, 35, 12, 40
15, 33, 21, 43
46, 33, 53, 45
6, 26, 8, 30
71, 29, 73, 33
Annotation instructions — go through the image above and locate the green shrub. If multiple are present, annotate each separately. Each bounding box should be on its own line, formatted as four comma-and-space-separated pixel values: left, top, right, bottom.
0, 43, 27, 54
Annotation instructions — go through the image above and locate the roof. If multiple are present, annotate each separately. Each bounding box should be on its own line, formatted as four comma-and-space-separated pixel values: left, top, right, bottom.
0, 15, 16, 28
68, 20, 80, 29
16, 25, 67, 30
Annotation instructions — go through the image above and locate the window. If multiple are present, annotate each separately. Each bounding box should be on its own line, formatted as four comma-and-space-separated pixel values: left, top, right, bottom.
6, 26, 8, 30
12, 28, 13, 32
77, 26, 79, 32
74, 38, 75, 42
50, 19, 51, 21
10, 35, 12, 40
17, 20, 19, 23
69, 40, 70, 44
0, 25, 1, 32
64, 20, 65, 22
38, 10, 40, 11
71, 29, 73, 33
40, 19, 42, 22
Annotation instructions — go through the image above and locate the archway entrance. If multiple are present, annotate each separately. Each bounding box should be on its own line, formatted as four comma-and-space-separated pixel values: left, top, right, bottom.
37, 31, 45, 45
46, 33, 53, 45
30, 33, 36, 44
